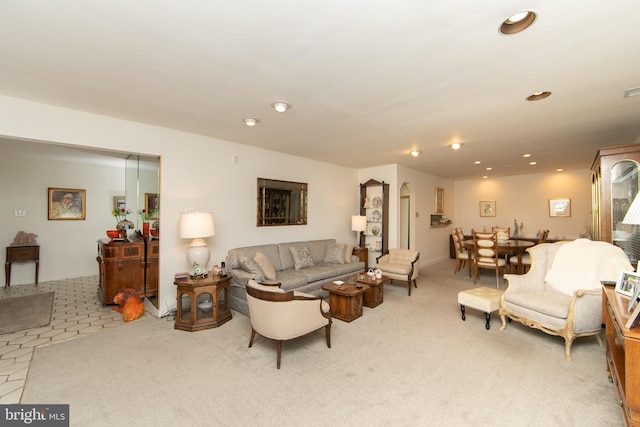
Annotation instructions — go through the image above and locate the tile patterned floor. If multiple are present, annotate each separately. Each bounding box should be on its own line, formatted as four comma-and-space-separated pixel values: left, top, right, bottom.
0, 276, 125, 403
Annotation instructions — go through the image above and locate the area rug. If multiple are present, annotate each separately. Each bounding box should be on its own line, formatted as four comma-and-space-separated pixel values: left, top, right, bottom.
0, 292, 55, 334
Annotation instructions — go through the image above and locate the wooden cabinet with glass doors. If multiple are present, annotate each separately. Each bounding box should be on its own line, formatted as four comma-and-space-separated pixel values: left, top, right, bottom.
360, 179, 389, 268
591, 145, 640, 267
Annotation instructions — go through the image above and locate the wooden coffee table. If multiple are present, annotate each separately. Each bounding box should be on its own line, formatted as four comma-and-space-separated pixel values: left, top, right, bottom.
357, 275, 389, 308
322, 281, 370, 322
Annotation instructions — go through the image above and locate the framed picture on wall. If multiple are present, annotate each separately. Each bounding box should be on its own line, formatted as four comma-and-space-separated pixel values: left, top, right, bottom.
48, 188, 86, 220
479, 200, 496, 217
549, 198, 571, 217
145, 193, 159, 220
113, 196, 126, 211
434, 187, 444, 214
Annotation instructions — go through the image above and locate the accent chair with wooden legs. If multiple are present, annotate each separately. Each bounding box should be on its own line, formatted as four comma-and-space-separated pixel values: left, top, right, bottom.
451, 228, 473, 276
245, 280, 332, 369
375, 249, 420, 296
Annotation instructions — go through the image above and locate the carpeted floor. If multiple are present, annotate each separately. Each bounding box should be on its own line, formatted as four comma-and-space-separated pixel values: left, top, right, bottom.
21, 260, 623, 426
0, 292, 55, 334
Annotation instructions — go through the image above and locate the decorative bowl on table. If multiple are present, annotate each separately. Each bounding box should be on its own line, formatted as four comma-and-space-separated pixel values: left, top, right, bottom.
106, 230, 119, 239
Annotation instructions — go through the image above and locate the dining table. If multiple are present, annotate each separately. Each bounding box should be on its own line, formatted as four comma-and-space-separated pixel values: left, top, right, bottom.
464, 239, 536, 277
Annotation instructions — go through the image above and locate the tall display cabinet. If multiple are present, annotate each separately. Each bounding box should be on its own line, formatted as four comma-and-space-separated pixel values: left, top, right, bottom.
591, 144, 640, 267
360, 179, 389, 267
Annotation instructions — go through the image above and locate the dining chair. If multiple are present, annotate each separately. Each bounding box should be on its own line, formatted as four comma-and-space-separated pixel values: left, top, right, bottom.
473, 231, 507, 288
451, 228, 473, 276
491, 226, 510, 241
509, 229, 549, 273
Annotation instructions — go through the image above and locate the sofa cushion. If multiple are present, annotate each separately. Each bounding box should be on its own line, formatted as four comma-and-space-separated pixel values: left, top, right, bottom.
344, 243, 354, 263
289, 246, 315, 270
274, 269, 310, 291
503, 289, 572, 319
227, 244, 282, 271
254, 251, 277, 280
238, 256, 264, 281
324, 243, 346, 264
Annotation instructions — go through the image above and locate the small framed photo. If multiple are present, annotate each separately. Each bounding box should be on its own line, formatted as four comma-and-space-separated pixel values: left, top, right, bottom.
145, 193, 159, 219
113, 196, 126, 211
549, 198, 571, 217
479, 200, 496, 217
434, 187, 444, 214
615, 270, 640, 298
628, 280, 640, 313
48, 188, 86, 220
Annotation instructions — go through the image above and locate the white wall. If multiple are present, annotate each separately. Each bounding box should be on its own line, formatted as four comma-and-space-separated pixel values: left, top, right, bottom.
0, 95, 360, 315
0, 140, 125, 285
453, 170, 591, 240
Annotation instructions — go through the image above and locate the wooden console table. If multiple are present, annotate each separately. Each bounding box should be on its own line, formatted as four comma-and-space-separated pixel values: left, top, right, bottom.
5, 245, 39, 287
603, 286, 640, 426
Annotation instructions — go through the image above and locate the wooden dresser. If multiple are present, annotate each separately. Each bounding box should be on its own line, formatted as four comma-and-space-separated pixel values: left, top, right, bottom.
603, 287, 640, 426
96, 238, 144, 305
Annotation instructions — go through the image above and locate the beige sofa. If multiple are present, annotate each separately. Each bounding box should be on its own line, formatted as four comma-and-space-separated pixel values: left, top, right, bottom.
227, 239, 365, 316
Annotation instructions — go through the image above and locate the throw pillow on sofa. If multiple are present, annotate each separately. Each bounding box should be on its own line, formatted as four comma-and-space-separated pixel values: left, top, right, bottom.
254, 251, 277, 280
324, 243, 346, 264
289, 246, 315, 270
239, 256, 265, 281
344, 243, 354, 263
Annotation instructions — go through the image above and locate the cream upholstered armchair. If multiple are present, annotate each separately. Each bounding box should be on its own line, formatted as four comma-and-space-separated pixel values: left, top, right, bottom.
500, 239, 632, 361
375, 249, 420, 296
245, 280, 332, 369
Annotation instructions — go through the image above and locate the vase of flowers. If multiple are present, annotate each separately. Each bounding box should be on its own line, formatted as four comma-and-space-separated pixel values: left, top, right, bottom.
139, 208, 155, 238
112, 208, 134, 236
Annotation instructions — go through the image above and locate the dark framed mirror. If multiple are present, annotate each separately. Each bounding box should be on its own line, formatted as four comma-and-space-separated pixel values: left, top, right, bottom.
257, 178, 308, 226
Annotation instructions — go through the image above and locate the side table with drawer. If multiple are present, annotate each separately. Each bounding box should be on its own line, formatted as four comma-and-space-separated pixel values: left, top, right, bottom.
5, 245, 40, 287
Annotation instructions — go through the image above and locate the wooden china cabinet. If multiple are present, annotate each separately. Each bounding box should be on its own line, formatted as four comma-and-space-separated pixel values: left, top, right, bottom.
591, 145, 640, 267
360, 179, 389, 268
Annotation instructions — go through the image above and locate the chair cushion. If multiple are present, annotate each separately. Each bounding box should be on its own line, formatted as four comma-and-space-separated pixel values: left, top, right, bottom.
254, 251, 277, 280
289, 246, 315, 270
388, 249, 418, 264
377, 262, 411, 275
324, 243, 346, 264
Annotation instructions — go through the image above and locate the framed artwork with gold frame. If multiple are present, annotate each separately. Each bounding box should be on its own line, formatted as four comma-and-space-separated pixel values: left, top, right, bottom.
48, 188, 86, 220
434, 187, 444, 214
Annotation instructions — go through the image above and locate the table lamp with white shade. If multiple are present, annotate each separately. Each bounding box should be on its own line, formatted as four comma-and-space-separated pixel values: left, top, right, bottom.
351, 215, 367, 248
622, 195, 640, 271
179, 211, 215, 277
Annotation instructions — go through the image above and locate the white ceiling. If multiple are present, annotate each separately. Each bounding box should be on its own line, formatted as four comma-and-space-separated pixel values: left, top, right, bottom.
1, 1, 639, 180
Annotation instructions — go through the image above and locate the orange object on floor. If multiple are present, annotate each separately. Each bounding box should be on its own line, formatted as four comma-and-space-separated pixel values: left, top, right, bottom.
113, 288, 144, 322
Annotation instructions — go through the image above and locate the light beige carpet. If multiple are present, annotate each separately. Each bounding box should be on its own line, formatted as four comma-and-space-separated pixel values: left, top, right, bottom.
22, 261, 623, 426
0, 292, 54, 334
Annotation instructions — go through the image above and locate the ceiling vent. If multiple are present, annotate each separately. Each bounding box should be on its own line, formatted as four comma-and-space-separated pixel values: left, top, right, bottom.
624, 87, 640, 98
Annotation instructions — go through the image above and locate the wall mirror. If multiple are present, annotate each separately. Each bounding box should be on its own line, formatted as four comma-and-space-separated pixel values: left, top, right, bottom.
126, 154, 161, 308
257, 178, 307, 226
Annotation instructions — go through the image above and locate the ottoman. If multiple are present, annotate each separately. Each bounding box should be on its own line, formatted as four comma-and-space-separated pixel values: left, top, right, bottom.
457, 287, 504, 330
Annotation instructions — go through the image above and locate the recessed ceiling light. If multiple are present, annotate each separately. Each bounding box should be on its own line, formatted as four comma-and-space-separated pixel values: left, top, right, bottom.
527, 91, 552, 101
410, 150, 421, 157
474, 161, 481, 165
483, 176, 489, 179
500, 11, 537, 35
523, 154, 531, 158
529, 161, 537, 165
243, 117, 260, 127
486, 167, 492, 171
450, 142, 462, 150
271, 101, 291, 113
556, 168, 564, 172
